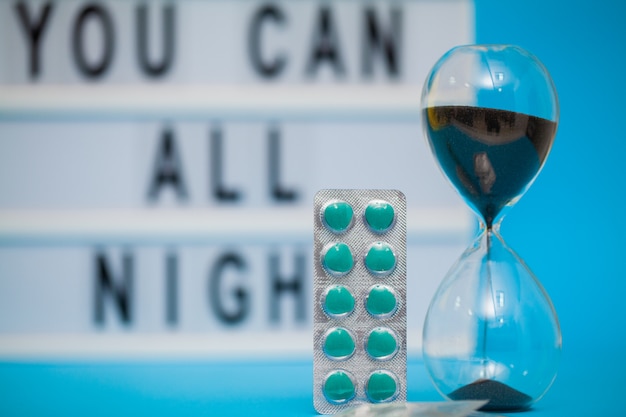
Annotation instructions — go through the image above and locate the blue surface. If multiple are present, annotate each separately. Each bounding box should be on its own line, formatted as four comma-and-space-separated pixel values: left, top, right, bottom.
1, 347, 625, 417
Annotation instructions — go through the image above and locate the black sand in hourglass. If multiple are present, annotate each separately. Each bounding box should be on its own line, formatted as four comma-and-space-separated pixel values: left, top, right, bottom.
423, 105, 556, 228
448, 379, 533, 411
424, 105, 557, 409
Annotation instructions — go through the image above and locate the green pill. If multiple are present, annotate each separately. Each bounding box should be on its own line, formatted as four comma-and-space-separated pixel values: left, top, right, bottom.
366, 371, 398, 402
323, 371, 356, 404
322, 201, 354, 233
323, 327, 356, 360
365, 200, 395, 232
323, 285, 355, 317
366, 285, 397, 317
365, 242, 396, 275
366, 327, 398, 360
322, 243, 354, 275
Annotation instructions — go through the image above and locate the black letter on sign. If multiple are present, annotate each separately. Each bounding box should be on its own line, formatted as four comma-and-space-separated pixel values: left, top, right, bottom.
209, 252, 249, 325
362, 7, 402, 78
165, 251, 178, 326
210, 126, 241, 202
306, 6, 345, 77
248, 4, 286, 79
14, 1, 53, 79
94, 251, 133, 326
269, 252, 306, 323
72, 4, 114, 78
147, 127, 188, 202
268, 126, 297, 202
136, 4, 175, 77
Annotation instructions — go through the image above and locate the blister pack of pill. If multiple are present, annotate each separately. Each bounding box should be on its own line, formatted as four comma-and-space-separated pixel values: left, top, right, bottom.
313, 189, 407, 414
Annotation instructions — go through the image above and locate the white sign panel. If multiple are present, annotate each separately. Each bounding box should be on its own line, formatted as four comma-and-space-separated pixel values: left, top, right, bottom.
0, 0, 474, 358
1, 0, 472, 84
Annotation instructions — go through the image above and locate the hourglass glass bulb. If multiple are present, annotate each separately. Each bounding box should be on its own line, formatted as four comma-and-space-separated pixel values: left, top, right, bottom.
422, 223, 561, 410
421, 45, 561, 411
422, 44, 558, 227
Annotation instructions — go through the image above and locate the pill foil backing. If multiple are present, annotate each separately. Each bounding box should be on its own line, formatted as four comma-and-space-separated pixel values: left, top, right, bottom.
313, 189, 407, 414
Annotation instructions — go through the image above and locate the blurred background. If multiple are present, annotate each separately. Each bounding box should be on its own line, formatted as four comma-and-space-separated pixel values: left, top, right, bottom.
0, 0, 473, 356
0, 0, 625, 416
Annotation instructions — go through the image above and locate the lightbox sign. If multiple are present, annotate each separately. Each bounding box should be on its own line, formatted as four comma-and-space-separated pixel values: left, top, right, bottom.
0, 0, 474, 358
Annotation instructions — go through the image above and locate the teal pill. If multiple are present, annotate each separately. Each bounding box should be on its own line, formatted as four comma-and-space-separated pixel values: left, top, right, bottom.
323, 285, 355, 317
365, 242, 396, 275
366, 371, 398, 402
366, 327, 398, 360
323, 243, 354, 275
366, 285, 397, 317
323, 371, 356, 403
323, 327, 356, 360
322, 201, 354, 233
365, 200, 395, 232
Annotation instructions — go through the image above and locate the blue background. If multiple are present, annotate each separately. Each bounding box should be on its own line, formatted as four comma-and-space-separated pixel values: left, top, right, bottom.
1, 1, 625, 416
477, 0, 626, 353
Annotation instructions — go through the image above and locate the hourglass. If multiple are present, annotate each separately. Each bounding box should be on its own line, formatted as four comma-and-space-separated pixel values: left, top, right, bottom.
421, 45, 561, 411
